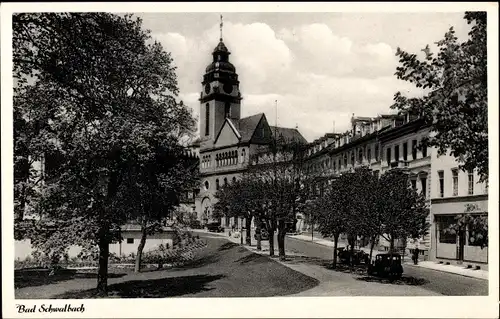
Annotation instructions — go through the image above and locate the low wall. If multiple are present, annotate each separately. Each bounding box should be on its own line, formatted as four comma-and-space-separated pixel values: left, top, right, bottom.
15, 230, 176, 260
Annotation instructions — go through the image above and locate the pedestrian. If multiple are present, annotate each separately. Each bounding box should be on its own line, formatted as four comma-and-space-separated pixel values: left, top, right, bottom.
412, 244, 420, 265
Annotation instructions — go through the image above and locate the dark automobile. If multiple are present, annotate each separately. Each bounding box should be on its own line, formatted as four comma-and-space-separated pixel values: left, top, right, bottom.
206, 222, 224, 233
367, 253, 403, 279
189, 220, 203, 229
338, 249, 369, 265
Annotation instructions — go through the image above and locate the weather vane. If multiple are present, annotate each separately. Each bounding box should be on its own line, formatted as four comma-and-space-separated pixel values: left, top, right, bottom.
220, 14, 223, 41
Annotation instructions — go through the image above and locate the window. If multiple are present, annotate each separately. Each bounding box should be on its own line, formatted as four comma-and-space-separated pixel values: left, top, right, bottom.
421, 177, 427, 198
127, 238, 134, 244
216, 179, 220, 190
333, 159, 336, 171
468, 214, 487, 246
468, 170, 474, 195
438, 171, 444, 197
204, 181, 210, 190
403, 142, 408, 161
224, 178, 228, 187
367, 147, 372, 162
394, 145, 400, 162
411, 179, 417, 189
412, 140, 417, 160
436, 215, 457, 244
350, 152, 355, 165
205, 103, 210, 136
422, 143, 428, 157
452, 169, 459, 196
232, 177, 236, 183
358, 149, 363, 163
386, 147, 391, 165
241, 149, 246, 163
375, 144, 379, 161
343, 154, 347, 166
225, 102, 231, 118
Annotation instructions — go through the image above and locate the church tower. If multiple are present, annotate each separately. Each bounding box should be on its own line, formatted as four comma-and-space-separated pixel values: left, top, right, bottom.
199, 20, 242, 148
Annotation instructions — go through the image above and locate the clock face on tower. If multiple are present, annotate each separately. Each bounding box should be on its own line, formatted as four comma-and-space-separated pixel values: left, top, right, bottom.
204, 84, 211, 94
223, 83, 233, 94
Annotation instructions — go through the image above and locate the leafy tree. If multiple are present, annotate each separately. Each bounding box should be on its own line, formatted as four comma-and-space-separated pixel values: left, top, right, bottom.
13, 13, 196, 295
213, 177, 256, 246
120, 148, 199, 273
392, 12, 487, 182
312, 176, 347, 268
444, 204, 488, 249
245, 138, 308, 260
377, 169, 430, 253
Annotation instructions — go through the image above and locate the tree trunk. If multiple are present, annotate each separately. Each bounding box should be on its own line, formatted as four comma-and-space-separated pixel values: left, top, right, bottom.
349, 237, 356, 270
245, 216, 252, 246
369, 235, 377, 262
268, 230, 275, 256
96, 225, 110, 296
256, 220, 262, 251
278, 219, 286, 261
134, 225, 148, 273
348, 234, 356, 269
389, 236, 395, 253
332, 233, 340, 269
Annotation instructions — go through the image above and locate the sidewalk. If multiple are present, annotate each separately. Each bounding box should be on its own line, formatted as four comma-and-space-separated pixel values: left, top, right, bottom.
200, 230, 440, 296
288, 234, 488, 280
407, 261, 488, 280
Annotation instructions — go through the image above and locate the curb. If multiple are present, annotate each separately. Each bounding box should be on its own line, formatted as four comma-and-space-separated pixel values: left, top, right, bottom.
403, 262, 488, 281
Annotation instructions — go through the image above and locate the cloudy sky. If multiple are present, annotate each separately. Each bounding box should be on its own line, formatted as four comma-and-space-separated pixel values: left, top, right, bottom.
136, 12, 472, 142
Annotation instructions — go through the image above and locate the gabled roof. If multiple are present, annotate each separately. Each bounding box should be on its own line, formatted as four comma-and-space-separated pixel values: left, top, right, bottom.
270, 126, 308, 144
212, 112, 307, 146
213, 117, 243, 144
237, 113, 265, 143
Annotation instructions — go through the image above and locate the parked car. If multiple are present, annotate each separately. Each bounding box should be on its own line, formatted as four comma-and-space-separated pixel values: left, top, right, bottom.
367, 253, 403, 279
338, 249, 369, 265
189, 220, 203, 229
206, 222, 224, 233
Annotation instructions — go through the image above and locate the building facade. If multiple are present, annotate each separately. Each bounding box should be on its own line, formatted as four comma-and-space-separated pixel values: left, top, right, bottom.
429, 151, 488, 269
300, 112, 488, 268
194, 37, 306, 228
301, 113, 433, 257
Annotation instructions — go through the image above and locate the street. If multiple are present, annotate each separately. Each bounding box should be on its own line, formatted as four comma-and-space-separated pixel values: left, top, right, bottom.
283, 236, 488, 296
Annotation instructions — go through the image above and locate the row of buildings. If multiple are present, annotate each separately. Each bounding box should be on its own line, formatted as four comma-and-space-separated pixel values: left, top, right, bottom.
191, 37, 489, 270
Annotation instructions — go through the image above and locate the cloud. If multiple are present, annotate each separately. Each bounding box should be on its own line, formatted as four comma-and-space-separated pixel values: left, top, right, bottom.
151, 21, 427, 142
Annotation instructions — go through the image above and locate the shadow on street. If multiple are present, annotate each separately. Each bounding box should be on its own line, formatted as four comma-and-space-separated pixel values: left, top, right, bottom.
53, 274, 226, 298
14, 269, 127, 289
356, 275, 430, 286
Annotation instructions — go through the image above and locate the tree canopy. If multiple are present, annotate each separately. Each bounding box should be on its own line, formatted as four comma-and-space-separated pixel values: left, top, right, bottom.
13, 12, 197, 294
392, 12, 487, 182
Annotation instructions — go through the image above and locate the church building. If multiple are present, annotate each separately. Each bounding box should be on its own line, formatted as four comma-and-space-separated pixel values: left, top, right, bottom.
194, 35, 306, 228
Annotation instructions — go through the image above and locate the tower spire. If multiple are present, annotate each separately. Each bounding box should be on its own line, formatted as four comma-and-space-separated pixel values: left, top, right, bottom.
219, 14, 223, 41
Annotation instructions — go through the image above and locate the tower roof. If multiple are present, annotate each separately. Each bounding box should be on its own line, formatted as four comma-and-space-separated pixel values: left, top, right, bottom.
213, 39, 230, 54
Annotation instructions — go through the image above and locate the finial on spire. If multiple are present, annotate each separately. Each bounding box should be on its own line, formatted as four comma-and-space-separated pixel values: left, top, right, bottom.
219, 14, 223, 41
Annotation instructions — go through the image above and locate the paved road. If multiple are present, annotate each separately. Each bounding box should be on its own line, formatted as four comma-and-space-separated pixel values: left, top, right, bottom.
284, 236, 488, 296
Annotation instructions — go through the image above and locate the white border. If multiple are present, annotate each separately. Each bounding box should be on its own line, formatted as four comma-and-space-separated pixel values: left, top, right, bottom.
2, 2, 499, 318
